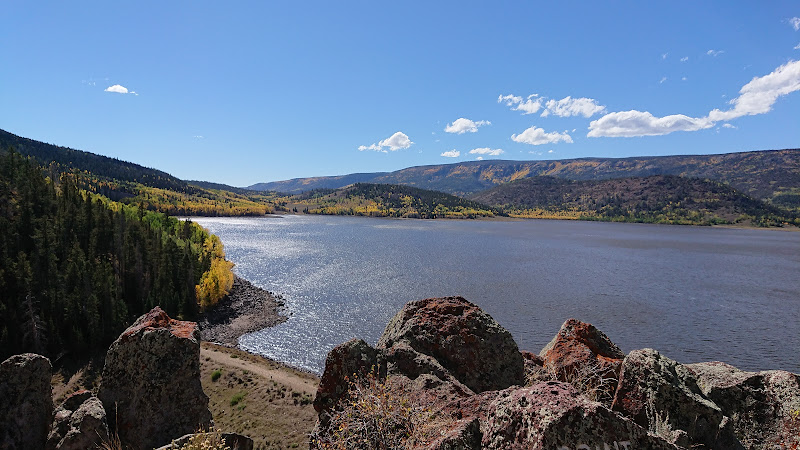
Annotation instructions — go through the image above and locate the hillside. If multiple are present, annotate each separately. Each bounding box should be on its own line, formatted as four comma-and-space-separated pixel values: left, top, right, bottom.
290, 183, 501, 219
0, 148, 238, 360
248, 172, 389, 193
470, 175, 798, 226
249, 149, 800, 208
1, 129, 275, 216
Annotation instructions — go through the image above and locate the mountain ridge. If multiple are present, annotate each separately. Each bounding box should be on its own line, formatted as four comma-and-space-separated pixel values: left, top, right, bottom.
248, 149, 800, 205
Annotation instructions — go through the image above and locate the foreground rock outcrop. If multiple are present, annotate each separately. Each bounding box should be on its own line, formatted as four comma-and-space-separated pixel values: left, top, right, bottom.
46, 390, 109, 450
539, 318, 625, 404
688, 361, 800, 448
314, 297, 524, 428
313, 297, 800, 449
98, 307, 213, 450
0, 353, 54, 450
483, 382, 676, 449
611, 349, 740, 448
377, 296, 525, 393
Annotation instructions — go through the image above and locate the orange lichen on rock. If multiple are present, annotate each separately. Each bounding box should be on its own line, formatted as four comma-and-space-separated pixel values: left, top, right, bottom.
121, 306, 197, 341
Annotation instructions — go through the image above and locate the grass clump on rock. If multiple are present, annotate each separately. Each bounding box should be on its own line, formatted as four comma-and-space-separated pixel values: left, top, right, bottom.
311, 370, 438, 450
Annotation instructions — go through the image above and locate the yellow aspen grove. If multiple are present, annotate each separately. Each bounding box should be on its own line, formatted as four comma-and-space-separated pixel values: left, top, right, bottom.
195, 235, 235, 310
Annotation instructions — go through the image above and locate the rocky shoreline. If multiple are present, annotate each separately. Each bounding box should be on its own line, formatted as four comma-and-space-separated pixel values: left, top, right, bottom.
196, 275, 287, 346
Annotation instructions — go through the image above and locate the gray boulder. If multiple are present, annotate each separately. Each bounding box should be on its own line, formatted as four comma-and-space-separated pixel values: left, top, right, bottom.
377, 296, 525, 393
482, 381, 677, 449
688, 361, 800, 448
611, 349, 742, 448
97, 307, 212, 450
0, 353, 53, 450
46, 391, 109, 450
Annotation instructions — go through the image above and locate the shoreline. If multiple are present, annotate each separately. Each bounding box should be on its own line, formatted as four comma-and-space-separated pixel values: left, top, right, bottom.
196, 274, 288, 347
193, 212, 798, 231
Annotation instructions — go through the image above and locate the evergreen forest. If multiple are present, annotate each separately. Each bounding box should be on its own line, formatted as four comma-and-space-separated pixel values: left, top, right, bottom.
0, 148, 233, 361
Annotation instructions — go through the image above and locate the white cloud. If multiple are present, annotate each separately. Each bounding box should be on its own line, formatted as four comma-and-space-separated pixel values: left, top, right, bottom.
541, 97, 606, 118
707, 49, 725, 57
502, 93, 605, 118
440, 150, 460, 157
475, 156, 484, 161
588, 110, 713, 137
682, 77, 688, 81
790, 17, 800, 31
193, 135, 204, 139
104, 84, 134, 94
468, 147, 504, 156
444, 117, 490, 134
722, 123, 737, 129
511, 126, 573, 145
548, 149, 554, 153
498, 94, 543, 114
708, 60, 800, 122
795, 43, 800, 50
662, 53, 668, 60
358, 131, 413, 152
659, 77, 667, 84
589, 60, 800, 138
680, 56, 689, 62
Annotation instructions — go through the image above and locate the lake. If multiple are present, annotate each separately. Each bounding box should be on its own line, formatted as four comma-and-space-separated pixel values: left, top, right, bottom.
191, 215, 800, 375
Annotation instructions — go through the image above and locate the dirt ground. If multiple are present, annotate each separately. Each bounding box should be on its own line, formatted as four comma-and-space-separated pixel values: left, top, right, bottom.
199, 342, 320, 449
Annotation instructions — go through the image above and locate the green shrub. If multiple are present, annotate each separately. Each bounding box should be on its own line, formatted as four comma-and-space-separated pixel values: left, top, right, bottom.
211, 370, 222, 382
230, 392, 245, 407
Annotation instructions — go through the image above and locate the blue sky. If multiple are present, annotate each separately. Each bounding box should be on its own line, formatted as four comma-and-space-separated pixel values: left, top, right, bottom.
2, 1, 800, 186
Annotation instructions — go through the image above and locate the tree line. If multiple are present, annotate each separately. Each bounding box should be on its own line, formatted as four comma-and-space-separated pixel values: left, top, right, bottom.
0, 148, 232, 361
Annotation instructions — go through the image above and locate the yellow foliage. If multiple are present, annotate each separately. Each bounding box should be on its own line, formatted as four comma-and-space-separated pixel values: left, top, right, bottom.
195, 235, 234, 310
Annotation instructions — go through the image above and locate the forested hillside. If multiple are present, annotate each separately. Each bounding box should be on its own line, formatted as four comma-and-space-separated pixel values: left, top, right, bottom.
0, 128, 275, 216
470, 175, 798, 226
0, 149, 233, 360
291, 183, 501, 219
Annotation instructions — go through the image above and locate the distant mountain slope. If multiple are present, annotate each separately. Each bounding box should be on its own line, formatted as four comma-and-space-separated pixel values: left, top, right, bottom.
0, 128, 193, 193
187, 180, 259, 195
290, 183, 500, 219
249, 149, 800, 204
470, 175, 796, 226
248, 172, 388, 193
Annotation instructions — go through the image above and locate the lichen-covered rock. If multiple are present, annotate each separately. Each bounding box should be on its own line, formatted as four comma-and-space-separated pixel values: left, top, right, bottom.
688, 361, 800, 448
377, 296, 524, 393
46, 393, 109, 450
155, 432, 254, 450
539, 318, 624, 402
381, 341, 474, 403
520, 350, 549, 386
97, 307, 212, 450
313, 338, 380, 418
0, 353, 53, 450
482, 381, 677, 449
611, 349, 742, 448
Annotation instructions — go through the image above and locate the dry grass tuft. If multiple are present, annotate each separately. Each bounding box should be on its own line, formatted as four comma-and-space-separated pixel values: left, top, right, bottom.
311, 370, 442, 449
547, 363, 619, 406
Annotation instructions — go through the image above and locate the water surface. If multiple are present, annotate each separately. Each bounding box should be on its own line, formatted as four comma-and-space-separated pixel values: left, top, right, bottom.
192, 215, 800, 374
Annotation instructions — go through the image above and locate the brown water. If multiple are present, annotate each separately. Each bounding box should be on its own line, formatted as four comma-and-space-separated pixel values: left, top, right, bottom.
192, 215, 800, 374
